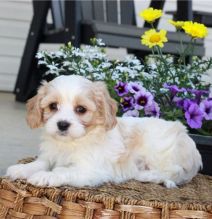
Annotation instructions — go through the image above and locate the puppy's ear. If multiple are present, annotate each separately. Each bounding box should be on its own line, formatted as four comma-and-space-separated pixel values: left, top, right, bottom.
26, 83, 47, 129
93, 82, 117, 130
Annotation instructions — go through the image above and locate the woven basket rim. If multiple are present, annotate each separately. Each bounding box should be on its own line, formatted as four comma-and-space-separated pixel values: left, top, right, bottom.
0, 157, 211, 219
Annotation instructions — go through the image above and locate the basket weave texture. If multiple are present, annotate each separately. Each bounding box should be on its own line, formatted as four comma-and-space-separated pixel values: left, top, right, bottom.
0, 157, 212, 219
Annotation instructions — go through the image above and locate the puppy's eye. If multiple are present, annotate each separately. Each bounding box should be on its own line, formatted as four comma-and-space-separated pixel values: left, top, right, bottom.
75, 106, 87, 114
49, 102, 58, 111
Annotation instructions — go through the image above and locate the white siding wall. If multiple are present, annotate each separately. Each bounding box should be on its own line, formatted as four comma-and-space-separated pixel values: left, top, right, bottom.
0, 1, 31, 91
0, 0, 212, 91
0, 0, 61, 91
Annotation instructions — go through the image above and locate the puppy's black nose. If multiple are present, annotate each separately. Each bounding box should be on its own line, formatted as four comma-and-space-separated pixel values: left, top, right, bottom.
57, 121, 70, 131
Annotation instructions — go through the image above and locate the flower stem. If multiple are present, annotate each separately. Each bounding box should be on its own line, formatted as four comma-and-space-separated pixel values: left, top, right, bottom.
177, 30, 186, 66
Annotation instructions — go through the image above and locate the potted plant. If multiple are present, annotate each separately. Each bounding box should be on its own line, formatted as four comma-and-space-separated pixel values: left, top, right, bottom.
36, 8, 212, 175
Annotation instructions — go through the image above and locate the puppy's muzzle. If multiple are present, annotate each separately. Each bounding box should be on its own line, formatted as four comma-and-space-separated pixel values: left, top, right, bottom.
57, 121, 70, 132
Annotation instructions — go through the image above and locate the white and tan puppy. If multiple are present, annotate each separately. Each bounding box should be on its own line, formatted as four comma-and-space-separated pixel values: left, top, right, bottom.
6, 75, 202, 188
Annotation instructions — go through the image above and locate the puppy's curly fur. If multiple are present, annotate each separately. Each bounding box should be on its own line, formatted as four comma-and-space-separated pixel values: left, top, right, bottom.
6, 75, 202, 188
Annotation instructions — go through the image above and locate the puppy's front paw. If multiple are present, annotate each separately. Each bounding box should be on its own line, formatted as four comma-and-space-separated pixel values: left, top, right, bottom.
28, 171, 61, 187
164, 180, 177, 188
6, 164, 29, 180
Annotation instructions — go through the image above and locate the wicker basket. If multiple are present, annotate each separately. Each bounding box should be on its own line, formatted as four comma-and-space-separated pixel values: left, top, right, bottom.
0, 158, 212, 219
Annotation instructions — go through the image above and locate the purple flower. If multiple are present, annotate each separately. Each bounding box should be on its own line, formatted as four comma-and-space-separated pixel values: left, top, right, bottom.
120, 96, 134, 112
173, 97, 184, 108
163, 83, 186, 96
185, 103, 204, 129
183, 99, 196, 111
188, 88, 208, 96
114, 82, 128, 96
144, 102, 160, 117
123, 109, 139, 117
134, 90, 153, 110
200, 99, 212, 120
188, 89, 209, 103
127, 82, 143, 94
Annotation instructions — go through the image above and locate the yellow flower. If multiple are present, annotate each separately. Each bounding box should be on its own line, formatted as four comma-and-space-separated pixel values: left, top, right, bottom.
182, 21, 208, 38
169, 20, 185, 29
141, 29, 168, 48
139, 7, 163, 23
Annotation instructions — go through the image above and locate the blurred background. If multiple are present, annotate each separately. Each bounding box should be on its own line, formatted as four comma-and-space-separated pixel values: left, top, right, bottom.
1, 0, 212, 92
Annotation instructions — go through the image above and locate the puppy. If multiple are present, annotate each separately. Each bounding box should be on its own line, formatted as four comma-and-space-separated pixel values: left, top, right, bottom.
6, 75, 202, 188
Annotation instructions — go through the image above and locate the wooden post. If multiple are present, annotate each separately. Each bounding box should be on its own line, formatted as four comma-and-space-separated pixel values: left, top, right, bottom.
176, 0, 193, 21
64, 0, 81, 46
14, 0, 50, 101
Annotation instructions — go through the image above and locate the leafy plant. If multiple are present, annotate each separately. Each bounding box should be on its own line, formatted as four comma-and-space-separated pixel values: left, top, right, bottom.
36, 9, 212, 136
